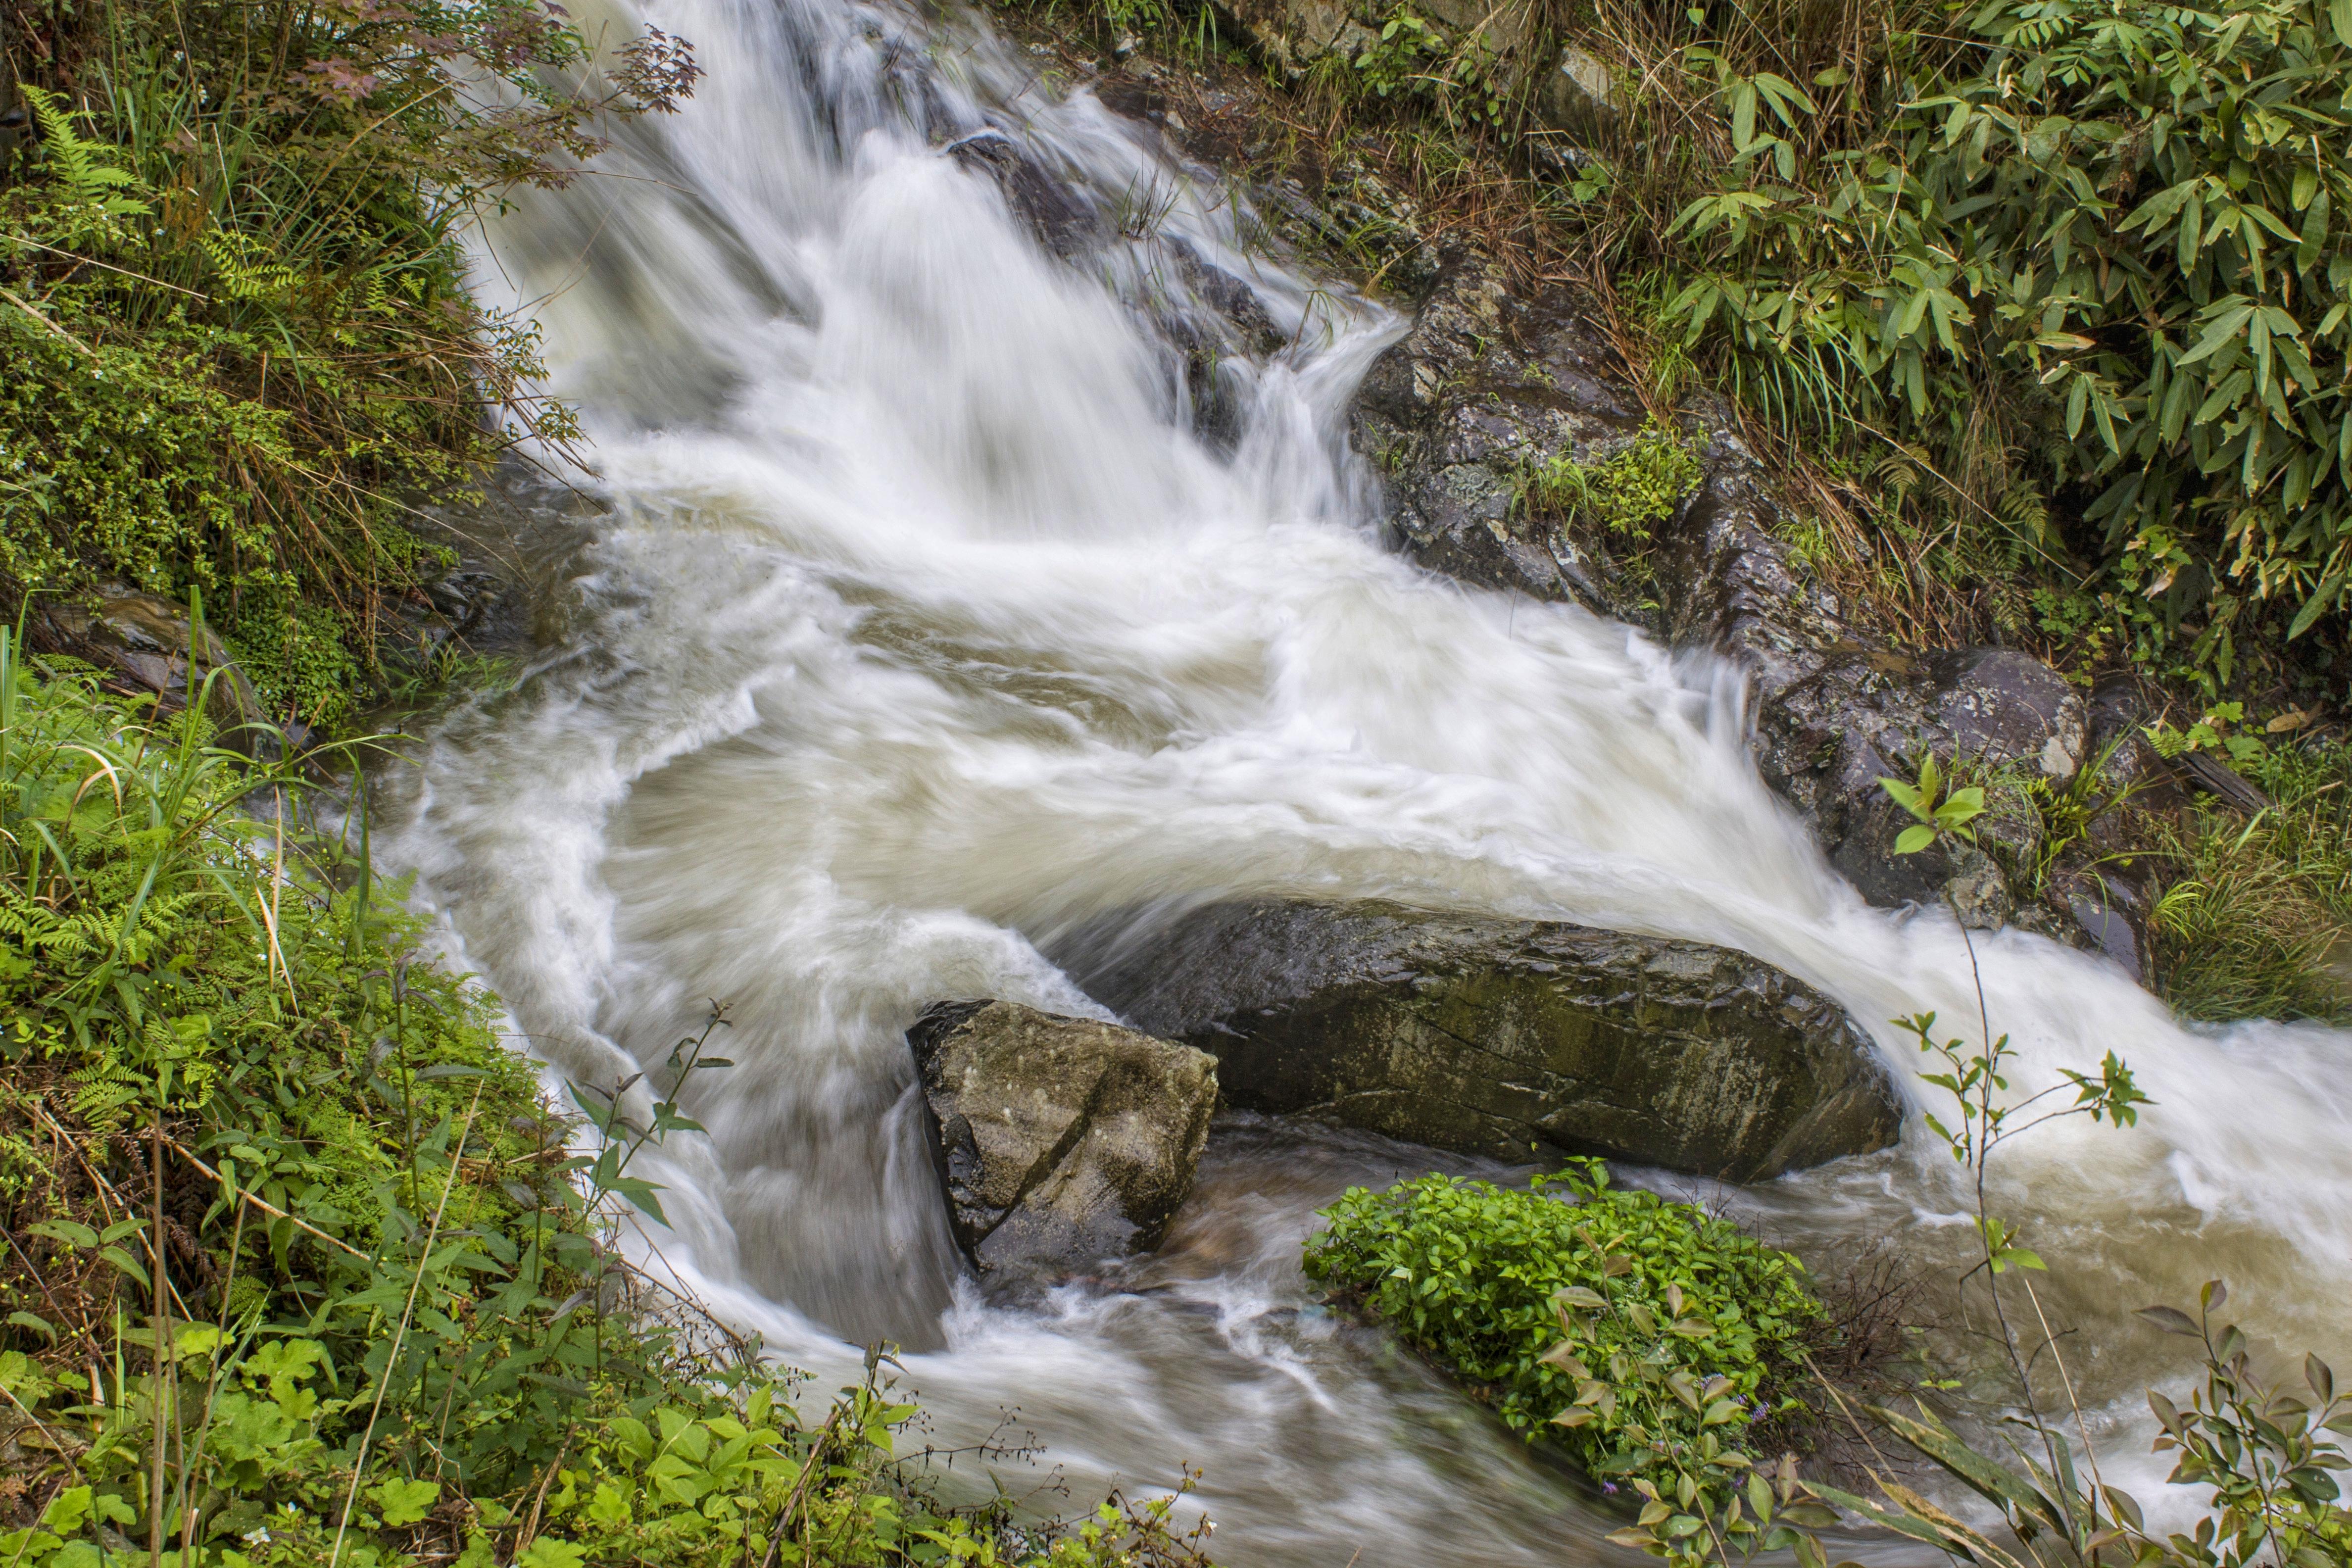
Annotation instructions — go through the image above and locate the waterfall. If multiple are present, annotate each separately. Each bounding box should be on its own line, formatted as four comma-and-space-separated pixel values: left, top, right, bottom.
378, 0, 2352, 1557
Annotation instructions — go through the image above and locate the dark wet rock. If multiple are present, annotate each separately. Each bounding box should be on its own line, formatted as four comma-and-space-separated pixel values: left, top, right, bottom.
2084, 675, 2187, 808
423, 569, 510, 637
947, 130, 1102, 258
1169, 238, 1285, 356
28, 585, 265, 741
1059, 899, 1904, 1181
1527, 391, 2164, 960
1152, 237, 1286, 448
1350, 253, 1652, 610
0, 79, 24, 160
1348, 256, 2176, 957
1927, 648, 2086, 779
403, 460, 600, 662
908, 999, 1218, 1281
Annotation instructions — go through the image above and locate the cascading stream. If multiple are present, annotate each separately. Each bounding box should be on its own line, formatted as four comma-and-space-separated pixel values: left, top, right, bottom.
380, 0, 2352, 1559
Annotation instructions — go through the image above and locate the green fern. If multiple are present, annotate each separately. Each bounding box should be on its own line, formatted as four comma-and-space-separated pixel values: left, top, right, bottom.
201, 230, 300, 303
18, 86, 150, 216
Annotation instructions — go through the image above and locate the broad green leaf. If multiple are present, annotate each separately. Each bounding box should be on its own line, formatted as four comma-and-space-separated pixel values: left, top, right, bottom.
370, 1477, 441, 1528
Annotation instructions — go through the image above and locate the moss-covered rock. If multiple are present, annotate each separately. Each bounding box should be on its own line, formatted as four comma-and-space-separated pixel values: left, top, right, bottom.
1349, 253, 1666, 616
1060, 899, 1903, 1180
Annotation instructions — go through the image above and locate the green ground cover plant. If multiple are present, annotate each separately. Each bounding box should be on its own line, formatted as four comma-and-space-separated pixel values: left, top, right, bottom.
0, 0, 698, 726
1303, 1160, 1821, 1513
0, 640, 1218, 1566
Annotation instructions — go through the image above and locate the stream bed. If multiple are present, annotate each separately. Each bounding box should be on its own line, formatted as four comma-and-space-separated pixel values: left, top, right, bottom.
378, 0, 2352, 1559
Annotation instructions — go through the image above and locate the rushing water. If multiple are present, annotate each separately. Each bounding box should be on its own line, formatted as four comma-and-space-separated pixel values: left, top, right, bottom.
379, 0, 2352, 1558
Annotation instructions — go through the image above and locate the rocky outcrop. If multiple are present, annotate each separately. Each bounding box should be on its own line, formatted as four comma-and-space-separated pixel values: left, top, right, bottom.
908, 1000, 1218, 1281
1349, 253, 1656, 612
1347, 255, 2215, 980
28, 586, 265, 742
1058, 899, 1904, 1181
1650, 444, 2171, 969
1202, 0, 1604, 148
1215, 0, 1533, 86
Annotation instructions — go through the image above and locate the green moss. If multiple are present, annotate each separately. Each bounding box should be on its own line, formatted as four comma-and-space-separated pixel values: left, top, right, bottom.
1519, 421, 1703, 541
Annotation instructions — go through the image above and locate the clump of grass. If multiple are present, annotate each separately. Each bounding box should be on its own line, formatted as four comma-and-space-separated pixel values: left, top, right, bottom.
2152, 741, 2352, 1026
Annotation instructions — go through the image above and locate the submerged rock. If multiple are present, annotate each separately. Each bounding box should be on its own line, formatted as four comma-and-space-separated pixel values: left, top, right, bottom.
907, 1000, 1217, 1281
1060, 899, 1904, 1181
946, 130, 1102, 258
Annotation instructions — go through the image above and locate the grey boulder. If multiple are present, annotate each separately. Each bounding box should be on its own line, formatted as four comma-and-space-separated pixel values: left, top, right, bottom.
908, 1000, 1217, 1280
1059, 899, 1904, 1182
1350, 254, 1656, 614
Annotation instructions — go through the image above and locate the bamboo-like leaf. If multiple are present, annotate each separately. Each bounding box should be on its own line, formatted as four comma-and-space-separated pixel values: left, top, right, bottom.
1871, 1403, 2070, 1533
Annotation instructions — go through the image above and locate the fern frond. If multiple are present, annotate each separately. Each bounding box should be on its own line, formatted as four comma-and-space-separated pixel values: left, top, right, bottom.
19, 86, 151, 213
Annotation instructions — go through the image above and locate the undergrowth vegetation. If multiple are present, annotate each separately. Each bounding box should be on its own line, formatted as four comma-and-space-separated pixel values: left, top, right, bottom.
0, 0, 697, 726
1304, 1160, 1821, 1528
0, 646, 1217, 1565
2151, 737, 2352, 1022
1650, 0, 2352, 697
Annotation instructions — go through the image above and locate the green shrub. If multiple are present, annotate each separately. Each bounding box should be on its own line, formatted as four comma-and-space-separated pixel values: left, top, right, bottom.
1657, 0, 2352, 685
1303, 1161, 1821, 1465
0, 0, 697, 724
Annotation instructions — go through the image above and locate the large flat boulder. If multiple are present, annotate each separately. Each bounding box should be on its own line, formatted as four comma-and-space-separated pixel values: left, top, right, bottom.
1057, 900, 1903, 1181
908, 1000, 1217, 1281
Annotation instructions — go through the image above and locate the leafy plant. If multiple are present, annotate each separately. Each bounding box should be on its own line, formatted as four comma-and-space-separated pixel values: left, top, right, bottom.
1304, 1160, 1820, 1549
1520, 421, 1705, 540
1881, 755, 1989, 856
1660, 0, 2352, 679
1351, 7, 1511, 127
